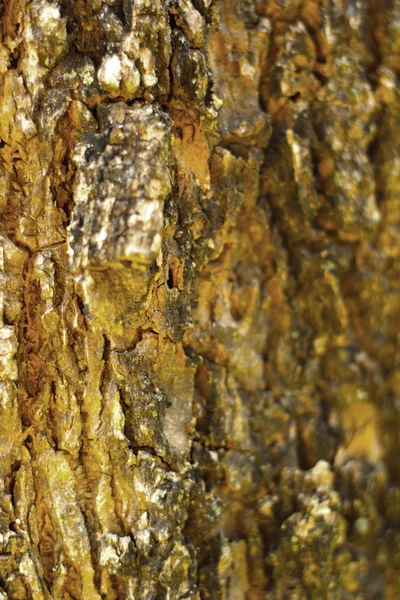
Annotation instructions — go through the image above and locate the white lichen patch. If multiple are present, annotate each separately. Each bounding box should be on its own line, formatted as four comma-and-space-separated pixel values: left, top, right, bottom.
98, 54, 122, 91
177, 0, 205, 47
139, 48, 158, 87
69, 104, 172, 271
98, 534, 135, 574
30, 0, 68, 69
0, 327, 18, 381
98, 53, 140, 97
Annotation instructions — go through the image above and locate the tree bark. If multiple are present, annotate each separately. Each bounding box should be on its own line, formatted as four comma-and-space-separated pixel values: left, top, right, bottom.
0, 0, 399, 598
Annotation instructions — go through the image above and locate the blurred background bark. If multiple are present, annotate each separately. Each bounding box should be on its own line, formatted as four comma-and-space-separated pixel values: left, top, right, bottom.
0, 0, 399, 598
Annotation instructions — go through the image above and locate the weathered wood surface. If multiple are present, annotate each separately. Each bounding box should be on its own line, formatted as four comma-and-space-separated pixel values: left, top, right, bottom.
0, 0, 399, 598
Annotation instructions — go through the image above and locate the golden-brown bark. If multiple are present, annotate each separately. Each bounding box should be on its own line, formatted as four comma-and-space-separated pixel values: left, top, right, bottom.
0, 0, 400, 598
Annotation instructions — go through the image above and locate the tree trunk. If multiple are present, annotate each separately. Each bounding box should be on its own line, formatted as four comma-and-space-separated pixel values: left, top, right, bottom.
0, 0, 399, 598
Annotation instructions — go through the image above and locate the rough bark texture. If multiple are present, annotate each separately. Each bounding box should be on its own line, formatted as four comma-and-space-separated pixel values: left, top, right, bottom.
0, 0, 399, 598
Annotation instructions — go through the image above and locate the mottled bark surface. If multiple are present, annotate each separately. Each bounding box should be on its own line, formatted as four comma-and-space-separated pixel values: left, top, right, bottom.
0, 0, 399, 598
